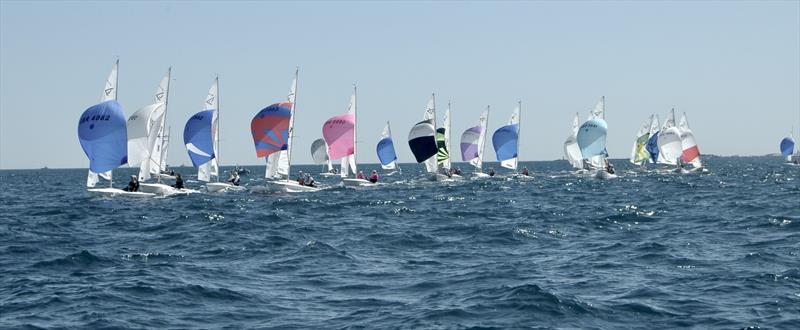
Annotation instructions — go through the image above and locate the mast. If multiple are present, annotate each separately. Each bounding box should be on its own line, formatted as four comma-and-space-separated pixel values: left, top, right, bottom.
156, 67, 171, 183
353, 84, 358, 176
447, 100, 452, 170
432, 93, 437, 171
285, 67, 299, 180
480, 105, 490, 171
214, 76, 220, 182
111, 59, 119, 188
517, 99, 521, 171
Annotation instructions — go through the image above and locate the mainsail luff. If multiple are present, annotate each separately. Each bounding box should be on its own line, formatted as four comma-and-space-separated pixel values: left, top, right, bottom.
154, 67, 171, 183
425, 94, 438, 173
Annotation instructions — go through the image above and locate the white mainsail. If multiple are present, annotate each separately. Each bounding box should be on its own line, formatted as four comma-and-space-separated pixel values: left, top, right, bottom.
442, 103, 452, 170
563, 112, 583, 169
657, 108, 682, 166
197, 78, 219, 182
423, 94, 438, 173
340, 86, 358, 178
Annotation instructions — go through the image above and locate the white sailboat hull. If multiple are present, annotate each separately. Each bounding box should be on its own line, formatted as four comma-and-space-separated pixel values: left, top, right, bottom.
473, 172, 491, 179
270, 180, 320, 192
593, 170, 618, 180
342, 178, 373, 187
206, 182, 246, 193
319, 172, 338, 177
138, 183, 179, 195
87, 188, 155, 198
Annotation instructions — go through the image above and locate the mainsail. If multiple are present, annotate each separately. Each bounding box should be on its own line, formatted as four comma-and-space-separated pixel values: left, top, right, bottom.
408, 94, 438, 173
436, 103, 451, 169
127, 68, 170, 181
492, 101, 521, 170
377, 121, 398, 170
184, 78, 219, 182
79, 60, 125, 187
461, 107, 489, 169
563, 112, 583, 169
657, 109, 682, 165
265, 69, 298, 179
678, 112, 701, 167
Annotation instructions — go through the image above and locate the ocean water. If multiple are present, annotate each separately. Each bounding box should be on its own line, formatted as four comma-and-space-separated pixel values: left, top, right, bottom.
1, 156, 798, 329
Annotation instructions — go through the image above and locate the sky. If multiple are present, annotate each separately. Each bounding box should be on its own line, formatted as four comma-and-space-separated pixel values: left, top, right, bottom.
1, 0, 798, 169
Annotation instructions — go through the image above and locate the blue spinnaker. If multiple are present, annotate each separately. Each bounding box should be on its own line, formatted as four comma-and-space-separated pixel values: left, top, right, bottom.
183, 109, 216, 168
377, 137, 397, 166
780, 137, 795, 157
577, 118, 608, 158
492, 124, 519, 161
78, 100, 128, 172
646, 131, 660, 163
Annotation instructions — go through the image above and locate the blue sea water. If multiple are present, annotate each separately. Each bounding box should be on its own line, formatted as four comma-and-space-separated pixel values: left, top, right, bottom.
1, 156, 798, 329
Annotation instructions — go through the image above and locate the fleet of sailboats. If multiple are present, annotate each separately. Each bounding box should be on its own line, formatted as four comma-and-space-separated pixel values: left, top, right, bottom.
81, 61, 800, 197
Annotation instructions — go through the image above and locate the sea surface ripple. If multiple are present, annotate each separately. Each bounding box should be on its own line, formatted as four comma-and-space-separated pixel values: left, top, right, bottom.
1, 156, 798, 329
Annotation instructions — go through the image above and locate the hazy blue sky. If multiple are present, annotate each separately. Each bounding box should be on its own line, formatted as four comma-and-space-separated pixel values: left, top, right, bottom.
1, 1, 798, 169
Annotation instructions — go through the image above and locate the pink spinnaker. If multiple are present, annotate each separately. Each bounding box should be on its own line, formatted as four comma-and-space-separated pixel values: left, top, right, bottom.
322, 113, 355, 160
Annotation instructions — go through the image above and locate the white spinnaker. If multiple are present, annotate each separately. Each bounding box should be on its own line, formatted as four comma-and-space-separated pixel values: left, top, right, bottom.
584, 97, 606, 169
423, 94, 438, 174
500, 104, 520, 170
88, 60, 118, 187
198, 78, 219, 182
563, 112, 582, 169
379, 122, 396, 170
127, 103, 166, 180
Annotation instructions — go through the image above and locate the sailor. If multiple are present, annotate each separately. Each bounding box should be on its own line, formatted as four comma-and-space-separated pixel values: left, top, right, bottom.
173, 173, 184, 189
369, 170, 379, 183
304, 173, 316, 187
357, 170, 366, 180
453, 167, 462, 175
124, 175, 139, 192
488, 167, 496, 176
521, 167, 530, 176
227, 171, 240, 186
297, 171, 305, 186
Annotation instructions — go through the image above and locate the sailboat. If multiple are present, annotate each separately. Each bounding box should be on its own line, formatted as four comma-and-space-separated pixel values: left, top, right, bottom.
408, 94, 441, 181
461, 106, 490, 178
311, 138, 336, 176
377, 121, 399, 174
252, 68, 318, 192
780, 131, 796, 164
563, 112, 584, 172
131, 68, 179, 195
630, 114, 654, 167
184, 77, 242, 192
677, 112, 706, 172
79, 60, 154, 197
576, 96, 616, 179
656, 108, 684, 171
323, 85, 371, 187
492, 101, 524, 177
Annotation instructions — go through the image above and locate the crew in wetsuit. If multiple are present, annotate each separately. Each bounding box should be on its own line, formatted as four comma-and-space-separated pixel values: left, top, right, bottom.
227, 171, 240, 186
369, 170, 379, 183
357, 171, 366, 180
173, 173, 184, 189
124, 175, 139, 192
488, 167, 496, 177
304, 173, 316, 187
297, 171, 305, 185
